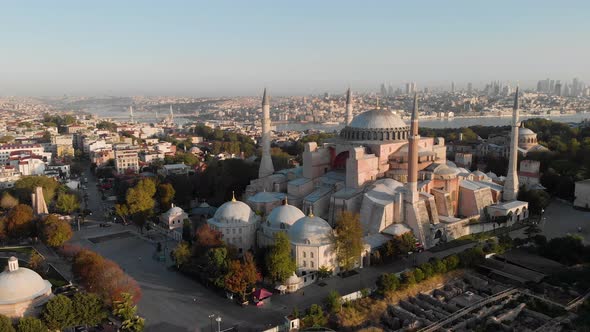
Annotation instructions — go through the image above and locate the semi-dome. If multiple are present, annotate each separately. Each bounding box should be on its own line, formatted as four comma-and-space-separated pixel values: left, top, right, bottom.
349, 109, 407, 129
267, 202, 305, 229
289, 212, 332, 246
0, 257, 52, 305
341, 109, 410, 142
213, 198, 255, 223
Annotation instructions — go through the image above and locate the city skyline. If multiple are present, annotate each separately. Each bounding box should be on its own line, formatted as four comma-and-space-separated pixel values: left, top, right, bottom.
1, 0, 589, 96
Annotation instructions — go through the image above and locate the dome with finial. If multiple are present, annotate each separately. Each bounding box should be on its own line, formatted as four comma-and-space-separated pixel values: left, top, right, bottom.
288, 208, 333, 246
0, 257, 52, 310
341, 108, 410, 141
213, 193, 257, 224
266, 199, 305, 230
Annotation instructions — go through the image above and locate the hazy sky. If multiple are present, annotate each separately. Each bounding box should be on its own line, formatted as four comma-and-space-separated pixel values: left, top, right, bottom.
1, 0, 589, 96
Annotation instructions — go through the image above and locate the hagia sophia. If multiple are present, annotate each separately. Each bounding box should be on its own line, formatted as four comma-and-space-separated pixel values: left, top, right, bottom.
207, 88, 529, 290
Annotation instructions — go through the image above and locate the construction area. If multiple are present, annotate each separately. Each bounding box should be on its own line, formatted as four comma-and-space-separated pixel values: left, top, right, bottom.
375, 250, 587, 331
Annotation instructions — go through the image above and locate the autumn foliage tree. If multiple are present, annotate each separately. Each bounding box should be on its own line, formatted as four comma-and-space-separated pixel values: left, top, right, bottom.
41, 214, 73, 247
194, 224, 223, 253
72, 249, 141, 305
125, 178, 157, 231
5, 204, 34, 239
224, 253, 260, 302
157, 183, 175, 210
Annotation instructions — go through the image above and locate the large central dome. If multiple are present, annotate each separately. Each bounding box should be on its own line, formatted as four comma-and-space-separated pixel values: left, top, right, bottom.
341, 109, 410, 142
349, 109, 407, 129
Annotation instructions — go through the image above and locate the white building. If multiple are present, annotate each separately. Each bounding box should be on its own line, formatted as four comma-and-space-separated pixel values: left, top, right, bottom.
288, 210, 337, 274
159, 206, 189, 230
207, 195, 259, 255
0, 144, 45, 165
114, 147, 140, 174
0, 166, 21, 189
258, 199, 305, 247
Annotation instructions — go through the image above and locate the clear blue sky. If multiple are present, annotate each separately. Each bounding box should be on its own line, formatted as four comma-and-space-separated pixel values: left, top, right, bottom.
1, 0, 589, 96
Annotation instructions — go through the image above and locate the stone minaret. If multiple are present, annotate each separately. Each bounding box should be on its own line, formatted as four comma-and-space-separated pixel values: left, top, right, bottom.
129, 106, 134, 123
345, 88, 353, 125
169, 105, 174, 123
406, 93, 420, 203
503, 87, 520, 201
258, 88, 275, 178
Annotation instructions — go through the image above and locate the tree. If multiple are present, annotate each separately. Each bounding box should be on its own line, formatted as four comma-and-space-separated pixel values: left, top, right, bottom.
172, 242, 191, 268
393, 232, 417, 256
16, 317, 47, 332
126, 178, 157, 231
443, 255, 460, 271
325, 290, 341, 313
414, 268, 425, 283
224, 260, 248, 301
419, 262, 434, 279
524, 223, 542, 240
0, 314, 15, 332
5, 204, 34, 239
0, 192, 18, 210
302, 304, 327, 328
377, 273, 400, 295
41, 215, 73, 247
194, 224, 223, 252
242, 252, 261, 293
266, 232, 297, 283
206, 247, 230, 288
42, 294, 76, 330
72, 292, 107, 327
115, 204, 130, 225
401, 270, 416, 287
29, 250, 45, 272
157, 183, 175, 210
112, 293, 144, 332
331, 211, 364, 272
55, 193, 80, 215
14, 176, 59, 204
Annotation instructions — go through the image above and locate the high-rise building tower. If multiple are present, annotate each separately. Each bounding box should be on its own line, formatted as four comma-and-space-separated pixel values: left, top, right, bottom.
259, 88, 275, 178
503, 87, 520, 201
129, 106, 134, 123
451, 81, 455, 94
467, 82, 473, 94
345, 88, 353, 125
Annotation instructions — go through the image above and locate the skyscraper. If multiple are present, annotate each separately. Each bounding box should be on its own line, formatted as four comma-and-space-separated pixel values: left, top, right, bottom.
467, 82, 473, 94
380, 83, 387, 96
451, 81, 455, 94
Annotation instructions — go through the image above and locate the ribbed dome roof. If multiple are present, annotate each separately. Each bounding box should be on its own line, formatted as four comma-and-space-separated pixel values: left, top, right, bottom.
519, 128, 535, 135
349, 109, 407, 129
289, 214, 332, 246
267, 203, 305, 229
213, 200, 255, 223
0, 257, 52, 305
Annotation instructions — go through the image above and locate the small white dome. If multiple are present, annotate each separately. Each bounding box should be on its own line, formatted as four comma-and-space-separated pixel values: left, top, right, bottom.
0, 257, 52, 305
289, 214, 332, 246
519, 127, 535, 136
267, 203, 305, 229
214, 200, 255, 224
164, 206, 185, 217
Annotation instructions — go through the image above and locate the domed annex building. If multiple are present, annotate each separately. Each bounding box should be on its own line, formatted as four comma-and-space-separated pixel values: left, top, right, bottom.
159, 205, 189, 231
258, 199, 305, 247
0, 257, 53, 318
517, 123, 548, 154
243, 88, 529, 288
207, 194, 259, 254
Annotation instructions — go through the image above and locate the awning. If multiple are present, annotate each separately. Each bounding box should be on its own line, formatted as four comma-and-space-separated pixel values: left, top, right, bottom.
253, 288, 272, 300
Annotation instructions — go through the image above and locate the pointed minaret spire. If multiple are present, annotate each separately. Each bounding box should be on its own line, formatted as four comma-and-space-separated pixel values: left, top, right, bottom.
345, 88, 353, 125
406, 93, 420, 204
258, 88, 275, 179
503, 87, 520, 201
231, 191, 236, 202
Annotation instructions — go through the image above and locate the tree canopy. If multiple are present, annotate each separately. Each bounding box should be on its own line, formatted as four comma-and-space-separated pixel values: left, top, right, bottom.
41, 214, 73, 247
331, 211, 364, 272
13, 176, 60, 204
266, 232, 296, 283
55, 193, 80, 215
42, 294, 76, 330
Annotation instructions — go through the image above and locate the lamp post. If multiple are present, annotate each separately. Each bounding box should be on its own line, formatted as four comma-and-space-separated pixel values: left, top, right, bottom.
215, 316, 222, 332
208, 314, 215, 332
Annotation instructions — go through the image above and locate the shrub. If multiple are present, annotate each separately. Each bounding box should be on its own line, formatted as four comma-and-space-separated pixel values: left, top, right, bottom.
443, 254, 460, 271
376, 273, 400, 295
419, 262, 434, 279
401, 270, 416, 287
413, 268, 425, 283
325, 290, 342, 314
